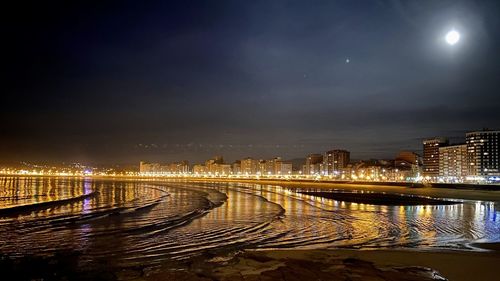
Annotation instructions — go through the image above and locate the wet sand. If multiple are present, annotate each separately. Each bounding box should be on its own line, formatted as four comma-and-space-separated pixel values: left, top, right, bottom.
144, 247, 500, 281
139, 179, 500, 281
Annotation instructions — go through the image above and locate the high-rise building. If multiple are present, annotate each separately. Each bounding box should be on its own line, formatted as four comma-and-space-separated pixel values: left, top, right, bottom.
423, 138, 448, 177
304, 154, 323, 175
466, 130, 500, 177
439, 144, 467, 179
323, 149, 350, 175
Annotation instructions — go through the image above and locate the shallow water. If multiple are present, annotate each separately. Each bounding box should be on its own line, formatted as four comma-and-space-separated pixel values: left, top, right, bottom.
0, 177, 499, 271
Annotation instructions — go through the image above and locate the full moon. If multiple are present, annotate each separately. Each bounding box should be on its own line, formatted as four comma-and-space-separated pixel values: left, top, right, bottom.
445, 30, 460, 45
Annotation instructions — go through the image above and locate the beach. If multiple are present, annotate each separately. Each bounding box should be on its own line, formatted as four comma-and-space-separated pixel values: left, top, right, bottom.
1, 177, 499, 280
2, 246, 498, 280
142, 179, 500, 281
144, 247, 500, 281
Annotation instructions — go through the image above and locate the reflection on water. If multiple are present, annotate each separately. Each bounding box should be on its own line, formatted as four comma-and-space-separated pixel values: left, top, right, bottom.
240, 184, 500, 249
0, 177, 499, 271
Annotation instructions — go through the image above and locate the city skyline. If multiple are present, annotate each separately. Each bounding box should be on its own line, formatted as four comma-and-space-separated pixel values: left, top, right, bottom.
3, 0, 500, 164
0, 127, 496, 166
135, 128, 499, 183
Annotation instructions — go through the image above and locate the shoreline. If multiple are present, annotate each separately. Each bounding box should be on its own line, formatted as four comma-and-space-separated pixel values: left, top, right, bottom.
9, 175, 494, 203
2, 173, 500, 190
2, 174, 499, 200
179, 178, 500, 202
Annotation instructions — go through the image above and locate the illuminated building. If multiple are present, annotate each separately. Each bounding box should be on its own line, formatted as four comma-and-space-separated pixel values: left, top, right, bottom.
139, 161, 189, 174
205, 156, 231, 175
139, 161, 161, 173
275, 159, 292, 175
258, 159, 275, 175
205, 156, 223, 168
193, 164, 207, 174
395, 151, 419, 166
466, 130, 500, 177
232, 161, 241, 174
165, 161, 190, 173
422, 138, 448, 178
323, 149, 350, 176
395, 151, 420, 178
258, 157, 284, 175
240, 157, 259, 175
216, 164, 232, 175
253, 157, 293, 175
439, 144, 467, 180
303, 154, 323, 175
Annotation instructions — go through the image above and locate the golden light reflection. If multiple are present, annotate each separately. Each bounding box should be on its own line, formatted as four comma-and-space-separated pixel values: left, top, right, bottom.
1, 177, 499, 264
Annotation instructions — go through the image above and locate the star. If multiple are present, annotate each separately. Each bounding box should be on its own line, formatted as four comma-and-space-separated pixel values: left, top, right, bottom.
346, 58, 350, 63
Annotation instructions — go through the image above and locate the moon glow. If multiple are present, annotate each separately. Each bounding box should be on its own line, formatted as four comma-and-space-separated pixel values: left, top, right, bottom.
445, 30, 460, 45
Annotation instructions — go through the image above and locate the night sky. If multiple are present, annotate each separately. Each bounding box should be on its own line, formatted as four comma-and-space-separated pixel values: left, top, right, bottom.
2, 0, 500, 164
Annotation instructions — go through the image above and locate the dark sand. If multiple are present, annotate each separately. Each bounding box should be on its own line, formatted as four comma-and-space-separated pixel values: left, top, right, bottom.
3, 247, 498, 281
0, 251, 116, 281
144, 247, 500, 281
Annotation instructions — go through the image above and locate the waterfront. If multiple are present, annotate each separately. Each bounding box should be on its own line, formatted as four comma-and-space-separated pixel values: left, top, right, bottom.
0, 176, 499, 279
